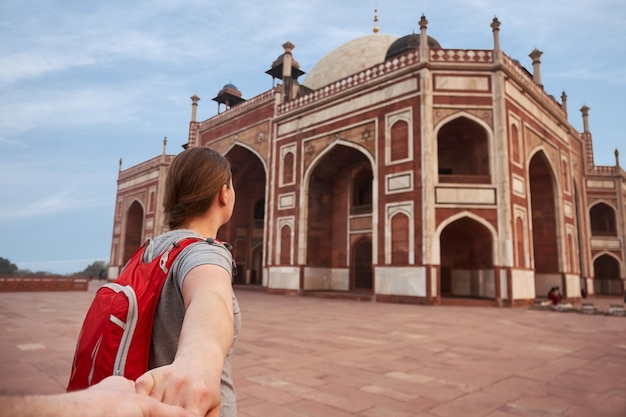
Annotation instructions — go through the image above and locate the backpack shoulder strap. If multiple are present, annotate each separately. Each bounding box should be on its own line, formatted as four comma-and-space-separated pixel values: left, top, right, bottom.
158, 236, 208, 274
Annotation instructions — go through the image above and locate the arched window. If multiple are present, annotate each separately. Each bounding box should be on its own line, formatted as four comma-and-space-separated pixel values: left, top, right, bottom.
567, 233, 575, 272
352, 169, 373, 214
561, 160, 569, 193
148, 190, 156, 213
438, 117, 490, 184
283, 152, 294, 185
123, 201, 144, 265
590, 203, 617, 236
391, 213, 409, 264
280, 225, 291, 265
390, 120, 409, 161
254, 198, 265, 227
511, 124, 520, 163
516, 217, 526, 268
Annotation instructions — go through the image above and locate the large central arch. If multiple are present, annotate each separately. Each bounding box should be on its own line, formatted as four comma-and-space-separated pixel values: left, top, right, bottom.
303, 142, 374, 292
122, 200, 145, 266
528, 151, 560, 296
221, 144, 267, 286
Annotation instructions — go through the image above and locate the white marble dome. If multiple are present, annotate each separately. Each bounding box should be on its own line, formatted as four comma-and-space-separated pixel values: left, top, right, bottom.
302, 34, 397, 91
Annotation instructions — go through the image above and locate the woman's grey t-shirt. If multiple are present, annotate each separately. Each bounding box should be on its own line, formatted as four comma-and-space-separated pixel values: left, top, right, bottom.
144, 229, 241, 417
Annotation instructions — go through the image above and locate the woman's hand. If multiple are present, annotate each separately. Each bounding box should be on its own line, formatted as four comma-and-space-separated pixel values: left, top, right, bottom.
136, 362, 221, 417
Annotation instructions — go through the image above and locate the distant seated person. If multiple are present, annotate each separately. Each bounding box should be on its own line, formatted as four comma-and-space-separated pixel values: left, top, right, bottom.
547, 286, 562, 305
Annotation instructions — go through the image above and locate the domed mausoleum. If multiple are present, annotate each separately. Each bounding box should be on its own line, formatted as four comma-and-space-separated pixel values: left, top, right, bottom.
304, 34, 397, 90
109, 13, 625, 307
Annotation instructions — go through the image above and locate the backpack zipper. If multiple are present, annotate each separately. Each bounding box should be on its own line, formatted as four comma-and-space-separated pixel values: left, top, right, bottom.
103, 283, 139, 377
87, 334, 103, 386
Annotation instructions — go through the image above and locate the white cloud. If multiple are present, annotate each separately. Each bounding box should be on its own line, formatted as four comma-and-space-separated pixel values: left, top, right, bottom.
0, 192, 69, 220
0, 52, 94, 85
0, 192, 110, 221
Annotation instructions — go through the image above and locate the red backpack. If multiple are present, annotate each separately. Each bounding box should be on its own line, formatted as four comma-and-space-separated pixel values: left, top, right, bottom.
67, 236, 206, 391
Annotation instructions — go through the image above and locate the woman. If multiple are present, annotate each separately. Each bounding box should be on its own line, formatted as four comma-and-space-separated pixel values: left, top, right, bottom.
135, 147, 240, 417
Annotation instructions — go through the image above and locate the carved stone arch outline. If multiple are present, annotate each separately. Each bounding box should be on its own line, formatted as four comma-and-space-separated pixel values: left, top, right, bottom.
513, 209, 530, 268
589, 199, 619, 212
276, 216, 295, 265
433, 110, 494, 138
592, 250, 623, 264
589, 200, 618, 236
279, 144, 297, 187
433, 111, 495, 180
591, 250, 624, 284
526, 147, 566, 272
224, 140, 269, 175
526, 146, 560, 197
121, 198, 146, 266
385, 202, 415, 265
385, 107, 413, 165
508, 113, 523, 167
298, 140, 377, 265
564, 224, 578, 273
433, 210, 499, 265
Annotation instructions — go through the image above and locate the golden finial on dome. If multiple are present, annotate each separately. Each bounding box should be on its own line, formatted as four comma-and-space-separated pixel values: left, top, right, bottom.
373, 8, 379, 34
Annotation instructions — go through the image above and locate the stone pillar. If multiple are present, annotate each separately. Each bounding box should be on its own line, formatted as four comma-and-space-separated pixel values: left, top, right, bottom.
491, 17, 501, 63
282, 41, 295, 101
419, 14, 437, 295
190, 94, 199, 122
419, 15, 429, 63
580, 105, 590, 133
492, 18, 514, 294
529, 49, 543, 86
188, 95, 201, 148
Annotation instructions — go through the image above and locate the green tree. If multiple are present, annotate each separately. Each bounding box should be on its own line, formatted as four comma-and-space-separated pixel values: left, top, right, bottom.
75, 261, 108, 279
0, 257, 19, 275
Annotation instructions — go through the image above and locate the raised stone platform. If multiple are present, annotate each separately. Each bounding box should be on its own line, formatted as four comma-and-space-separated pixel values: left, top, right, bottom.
0, 284, 624, 416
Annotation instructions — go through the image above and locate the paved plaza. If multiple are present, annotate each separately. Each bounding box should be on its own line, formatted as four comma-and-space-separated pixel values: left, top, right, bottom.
0, 283, 624, 417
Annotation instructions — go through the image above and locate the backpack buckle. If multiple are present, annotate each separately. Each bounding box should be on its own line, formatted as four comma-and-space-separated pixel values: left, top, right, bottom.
160, 251, 169, 273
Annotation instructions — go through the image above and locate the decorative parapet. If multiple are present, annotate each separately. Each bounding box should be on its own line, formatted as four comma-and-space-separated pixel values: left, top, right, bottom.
501, 53, 565, 118
278, 48, 498, 115
278, 51, 421, 115
429, 49, 493, 63
198, 90, 275, 130
589, 165, 618, 175
118, 154, 175, 181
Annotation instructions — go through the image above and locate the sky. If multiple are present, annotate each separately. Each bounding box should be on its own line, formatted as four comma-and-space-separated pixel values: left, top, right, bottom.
1, 0, 625, 275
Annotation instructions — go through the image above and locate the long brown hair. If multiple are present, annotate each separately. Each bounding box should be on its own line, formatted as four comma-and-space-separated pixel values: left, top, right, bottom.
164, 147, 232, 230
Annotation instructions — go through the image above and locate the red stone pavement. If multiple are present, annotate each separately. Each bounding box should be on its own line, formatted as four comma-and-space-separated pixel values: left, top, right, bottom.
0, 283, 625, 417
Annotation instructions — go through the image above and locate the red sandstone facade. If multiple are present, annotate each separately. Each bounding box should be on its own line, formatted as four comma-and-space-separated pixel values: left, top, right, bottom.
108, 16, 626, 306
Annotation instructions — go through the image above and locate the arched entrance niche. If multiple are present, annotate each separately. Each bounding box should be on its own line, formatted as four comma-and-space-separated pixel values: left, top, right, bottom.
437, 116, 490, 184
221, 144, 266, 286
123, 200, 144, 265
306, 144, 373, 292
528, 151, 560, 296
439, 216, 495, 299
593, 254, 623, 295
